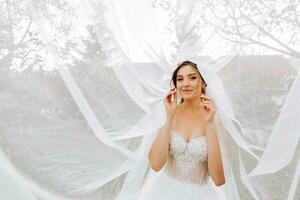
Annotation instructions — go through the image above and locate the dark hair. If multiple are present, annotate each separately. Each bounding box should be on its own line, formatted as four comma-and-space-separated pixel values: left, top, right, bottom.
170, 60, 207, 104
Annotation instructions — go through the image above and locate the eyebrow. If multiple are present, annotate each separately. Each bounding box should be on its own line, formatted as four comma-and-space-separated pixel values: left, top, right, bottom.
176, 73, 197, 77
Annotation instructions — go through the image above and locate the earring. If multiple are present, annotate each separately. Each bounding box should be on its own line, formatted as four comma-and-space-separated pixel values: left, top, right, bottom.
176, 90, 183, 104
176, 90, 182, 98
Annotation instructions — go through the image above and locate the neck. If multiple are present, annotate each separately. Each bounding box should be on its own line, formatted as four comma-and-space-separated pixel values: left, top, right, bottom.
181, 97, 201, 111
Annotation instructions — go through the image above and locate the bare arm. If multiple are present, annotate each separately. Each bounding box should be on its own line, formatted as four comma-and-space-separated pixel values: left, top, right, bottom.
148, 115, 174, 172
206, 122, 225, 186
148, 86, 177, 172
200, 94, 225, 186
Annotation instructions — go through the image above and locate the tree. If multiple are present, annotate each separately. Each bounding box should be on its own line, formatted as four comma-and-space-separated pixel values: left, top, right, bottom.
201, 0, 300, 58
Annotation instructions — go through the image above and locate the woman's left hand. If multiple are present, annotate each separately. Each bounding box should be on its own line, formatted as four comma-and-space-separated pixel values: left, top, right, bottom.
200, 94, 217, 123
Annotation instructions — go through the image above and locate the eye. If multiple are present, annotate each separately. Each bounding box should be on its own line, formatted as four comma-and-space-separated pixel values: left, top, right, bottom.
177, 78, 183, 81
191, 76, 197, 80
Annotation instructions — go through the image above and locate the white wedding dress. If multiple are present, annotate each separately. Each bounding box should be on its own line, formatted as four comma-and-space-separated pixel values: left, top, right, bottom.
139, 118, 226, 200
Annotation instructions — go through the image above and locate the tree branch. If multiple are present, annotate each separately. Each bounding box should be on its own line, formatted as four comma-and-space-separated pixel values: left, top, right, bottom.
216, 25, 299, 57
16, 18, 33, 46
242, 13, 300, 57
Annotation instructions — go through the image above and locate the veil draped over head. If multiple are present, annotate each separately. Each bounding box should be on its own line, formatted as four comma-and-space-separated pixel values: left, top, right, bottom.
0, 0, 300, 199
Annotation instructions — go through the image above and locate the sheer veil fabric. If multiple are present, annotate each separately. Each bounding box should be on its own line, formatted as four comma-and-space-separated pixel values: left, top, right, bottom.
0, 0, 300, 199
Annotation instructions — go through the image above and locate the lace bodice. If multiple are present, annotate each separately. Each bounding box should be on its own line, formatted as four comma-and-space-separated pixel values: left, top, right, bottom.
170, 131, 208, 171
165, 118, 209, 185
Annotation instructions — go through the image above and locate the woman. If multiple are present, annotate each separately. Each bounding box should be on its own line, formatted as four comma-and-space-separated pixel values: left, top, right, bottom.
139, 60, 226, 200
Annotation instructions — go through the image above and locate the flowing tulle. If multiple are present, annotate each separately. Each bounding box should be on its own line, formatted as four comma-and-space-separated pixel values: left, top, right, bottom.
139, 171, 225, 200
0, 0, 300, 199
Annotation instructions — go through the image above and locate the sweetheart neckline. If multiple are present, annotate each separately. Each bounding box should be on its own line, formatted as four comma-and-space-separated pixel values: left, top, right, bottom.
171, 130, 206, 143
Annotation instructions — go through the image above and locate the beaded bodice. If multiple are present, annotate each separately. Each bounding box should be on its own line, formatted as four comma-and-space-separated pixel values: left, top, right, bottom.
166, 117, 209, 185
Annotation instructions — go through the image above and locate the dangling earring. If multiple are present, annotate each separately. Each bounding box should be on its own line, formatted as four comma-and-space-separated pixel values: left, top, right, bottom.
176, 90, 182, 98
176, 90, 183, 104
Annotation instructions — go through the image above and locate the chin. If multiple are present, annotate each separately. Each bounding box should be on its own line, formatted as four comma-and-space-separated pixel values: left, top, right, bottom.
182, 94, 195, 99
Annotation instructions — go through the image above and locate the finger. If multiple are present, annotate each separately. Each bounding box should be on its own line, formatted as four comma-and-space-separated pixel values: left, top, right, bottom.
167, 89, 176, 96
202, 100, 211, 103
200, 94, 210, 97
170, 88, 176, 92
200, 94, 213, 101
201, 102, 215, 108
170, 92, 177, 103
167, 93, 173, 101
171, 93, 174, 102
200, 97, 212, 102
202, 99, 214, 104
166, 92, 172, 101
166, 92, 175, 100
200, 105, 210, 110
173, 91, 177, 101
170, 92, 176, 99
167, 91, 173, 96
200, 103, 211, 108
201, 103, 211, 106
200, 101, 209, 105
200, 102, 216, 110
200, 102, 211, 107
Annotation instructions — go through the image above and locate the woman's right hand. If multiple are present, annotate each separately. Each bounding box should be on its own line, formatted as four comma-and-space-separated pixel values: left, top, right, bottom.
164, 87, 177, 118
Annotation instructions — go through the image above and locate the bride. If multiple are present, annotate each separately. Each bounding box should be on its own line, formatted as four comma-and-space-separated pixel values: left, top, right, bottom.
139, 60, 226, 200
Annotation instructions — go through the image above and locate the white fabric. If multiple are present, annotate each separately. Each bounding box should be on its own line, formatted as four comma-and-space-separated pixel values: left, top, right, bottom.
139, 172, 224, 200
138, 122, 224, 200
0, 0, 300, 200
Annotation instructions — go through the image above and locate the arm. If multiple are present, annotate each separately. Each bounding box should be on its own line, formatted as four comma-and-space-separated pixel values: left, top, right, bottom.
206, 122, 225, 186
148, 115, 174, 172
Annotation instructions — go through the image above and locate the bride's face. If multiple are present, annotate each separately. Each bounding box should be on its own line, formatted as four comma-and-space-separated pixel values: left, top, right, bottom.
176, 65, 204, 100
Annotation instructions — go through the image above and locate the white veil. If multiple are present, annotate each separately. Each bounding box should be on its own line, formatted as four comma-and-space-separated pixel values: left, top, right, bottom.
0, 0, 300, 199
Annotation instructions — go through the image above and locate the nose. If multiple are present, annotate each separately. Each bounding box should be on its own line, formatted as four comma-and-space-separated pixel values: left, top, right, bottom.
183, 79, 190, 87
